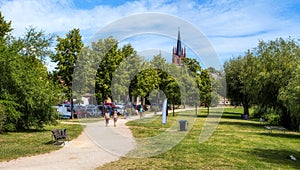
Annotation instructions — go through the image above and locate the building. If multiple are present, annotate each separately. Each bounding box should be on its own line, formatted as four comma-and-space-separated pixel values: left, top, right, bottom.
172, 28, 186, 66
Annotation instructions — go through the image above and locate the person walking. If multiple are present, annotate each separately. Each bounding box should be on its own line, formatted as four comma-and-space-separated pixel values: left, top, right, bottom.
113, 110, 118, 127
139, 106, 143, 119
104, 110, 110, 127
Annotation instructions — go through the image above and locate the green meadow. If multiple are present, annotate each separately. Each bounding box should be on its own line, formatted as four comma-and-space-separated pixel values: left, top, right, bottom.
98, 107, 300, 170
0, 122, 83, 162
0, 108, 299, 169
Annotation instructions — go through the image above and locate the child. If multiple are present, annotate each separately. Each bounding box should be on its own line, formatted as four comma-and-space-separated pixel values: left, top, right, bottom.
104, 110, 110, 127
113, 110, 118, 127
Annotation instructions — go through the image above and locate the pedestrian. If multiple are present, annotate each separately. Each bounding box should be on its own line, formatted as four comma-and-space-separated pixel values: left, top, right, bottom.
113, 110, 118, 127
139, 106, 143, 119
104, 110, 110, 127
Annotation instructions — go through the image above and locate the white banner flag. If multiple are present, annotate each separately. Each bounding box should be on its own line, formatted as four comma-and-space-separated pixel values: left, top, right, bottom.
162, 98, 167, 124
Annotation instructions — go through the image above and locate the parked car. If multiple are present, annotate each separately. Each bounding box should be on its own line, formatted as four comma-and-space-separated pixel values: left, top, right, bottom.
98, 105, 114, 116
113, 106, 125, 115
53, 105, 71, 119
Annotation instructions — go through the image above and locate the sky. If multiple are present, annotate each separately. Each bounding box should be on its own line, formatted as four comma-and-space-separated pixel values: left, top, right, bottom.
1, 0, 300, 70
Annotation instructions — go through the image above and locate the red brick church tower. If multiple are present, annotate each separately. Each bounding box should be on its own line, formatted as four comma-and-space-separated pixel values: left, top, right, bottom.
172, 28, 186, 66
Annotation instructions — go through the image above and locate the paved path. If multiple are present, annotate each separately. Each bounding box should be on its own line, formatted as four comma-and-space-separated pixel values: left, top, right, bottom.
0, 117, 138, 170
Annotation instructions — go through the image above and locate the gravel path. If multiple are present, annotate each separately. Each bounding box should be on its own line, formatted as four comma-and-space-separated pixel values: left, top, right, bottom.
0, 117, 137, 170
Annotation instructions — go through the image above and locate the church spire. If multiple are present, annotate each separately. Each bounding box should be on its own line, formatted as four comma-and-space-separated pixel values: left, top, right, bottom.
172, 27, 186, 66
176, 27, 182, 56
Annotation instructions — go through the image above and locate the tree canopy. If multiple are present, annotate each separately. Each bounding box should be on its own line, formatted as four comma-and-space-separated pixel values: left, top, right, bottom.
0, 13, 61, 131
224, 38, 300, 129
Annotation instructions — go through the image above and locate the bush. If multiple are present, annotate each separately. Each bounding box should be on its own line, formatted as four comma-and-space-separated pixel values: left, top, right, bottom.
264, 113, 280, 125
252, 106, 281, 125
151, 106, 159, 114
0, 104, 6, 132
251, 106, 267, 118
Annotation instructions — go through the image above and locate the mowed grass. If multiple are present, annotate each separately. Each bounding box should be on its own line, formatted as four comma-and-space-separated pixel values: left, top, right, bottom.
97, 107, 300, 170
0, 121, 83, 162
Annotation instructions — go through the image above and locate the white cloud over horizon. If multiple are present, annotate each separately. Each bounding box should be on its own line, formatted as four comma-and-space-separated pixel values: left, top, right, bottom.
1, 0, 299, 68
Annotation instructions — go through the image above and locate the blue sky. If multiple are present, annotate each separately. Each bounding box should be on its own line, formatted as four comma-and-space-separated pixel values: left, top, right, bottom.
1, 0, 300, 69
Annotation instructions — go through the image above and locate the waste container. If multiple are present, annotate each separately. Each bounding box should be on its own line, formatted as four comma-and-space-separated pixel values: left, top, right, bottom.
179, 120, 187, 131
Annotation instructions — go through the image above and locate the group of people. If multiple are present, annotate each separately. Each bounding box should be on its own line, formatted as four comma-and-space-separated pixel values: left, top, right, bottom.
104, 110, 118, 127
103, 105, 144, 127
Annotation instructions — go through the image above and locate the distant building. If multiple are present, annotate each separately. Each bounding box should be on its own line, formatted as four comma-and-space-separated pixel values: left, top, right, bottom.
172, 28, 186, 66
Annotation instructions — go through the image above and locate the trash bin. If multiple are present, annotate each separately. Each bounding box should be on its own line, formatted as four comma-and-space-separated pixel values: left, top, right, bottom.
179, 120, 187, 131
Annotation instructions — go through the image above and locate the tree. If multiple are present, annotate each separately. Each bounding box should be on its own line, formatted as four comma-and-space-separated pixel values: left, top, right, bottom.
279, 64, 300, 129
51, 28, 83, 118
199, 70, 213, 112
0, 12, 19, 131
183, 58, 203, 111
163, 65, 181, 116
224, 52, 255, 116
224, 38, 300, 129
19, 26, 54, 63
95, 37, 125, 104
111, 44, 139, 103
0, 13, 60, 130
251, 38, 300, 128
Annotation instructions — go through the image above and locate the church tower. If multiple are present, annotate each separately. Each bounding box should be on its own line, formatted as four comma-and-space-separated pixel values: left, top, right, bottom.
172, 28, 186, 66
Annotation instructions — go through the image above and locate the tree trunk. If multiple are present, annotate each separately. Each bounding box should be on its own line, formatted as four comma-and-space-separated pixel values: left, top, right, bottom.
279, 105, 291, 129
243, 104, 249, 118
242, 95, 250, 118
207, 106, 210, 115
195, 103, 197, 117
71, 97, 74, 119
172, 103, 175, 116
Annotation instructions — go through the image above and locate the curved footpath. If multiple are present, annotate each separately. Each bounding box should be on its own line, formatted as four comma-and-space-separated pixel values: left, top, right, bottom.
0, 116, 139, 170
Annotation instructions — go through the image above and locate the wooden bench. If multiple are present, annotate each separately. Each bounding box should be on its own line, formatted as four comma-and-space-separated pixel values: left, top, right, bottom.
51, 129, 69, 145
265, 126, 286, 134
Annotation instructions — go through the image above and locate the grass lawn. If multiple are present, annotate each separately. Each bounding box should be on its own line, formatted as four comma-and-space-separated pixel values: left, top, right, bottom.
97, 107, 300, 170
0, 121, 83, 162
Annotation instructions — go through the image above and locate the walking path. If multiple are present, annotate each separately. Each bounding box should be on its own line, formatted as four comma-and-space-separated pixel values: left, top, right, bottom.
0, 108, 196, 170
0, 116, 139, 170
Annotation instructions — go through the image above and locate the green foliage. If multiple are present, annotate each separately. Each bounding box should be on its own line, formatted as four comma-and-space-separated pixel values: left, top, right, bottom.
224, 52, 254, 115
0, 12, 12, 40
265, 113, 281, 125
225, 37, 300, 129
51, 28, 83, 118
51, 28, 83, 97
0, 14, 61, 131
19, 26, 54, 62
279, 64, 300, 128
95, 37, 128, 103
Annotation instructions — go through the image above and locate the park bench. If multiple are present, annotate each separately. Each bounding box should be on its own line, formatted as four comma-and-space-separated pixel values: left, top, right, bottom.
265, 126, 286, 134
51, 128, 69, 145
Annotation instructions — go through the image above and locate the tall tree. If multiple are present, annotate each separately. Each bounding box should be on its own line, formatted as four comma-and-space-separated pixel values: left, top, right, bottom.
111, 44, 138, 103
0, 12, 20, 131
51, 28, 83, 118
224, 53, 254, 116
95, 37, 125, 104
251, 38, 300, 128
0, 13, 60, 130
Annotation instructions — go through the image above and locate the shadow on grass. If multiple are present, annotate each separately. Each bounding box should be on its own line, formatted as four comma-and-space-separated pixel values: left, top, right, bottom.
219, 120, 263, 130
257, 132, 300, 139
196, 111, 242, 119
196, 114, 208, 118
249, 148, 300, 169
221, 111, 243, 119
21, 129, 49, 133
